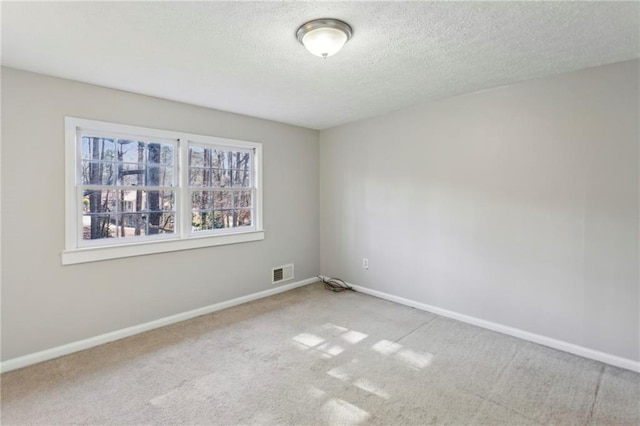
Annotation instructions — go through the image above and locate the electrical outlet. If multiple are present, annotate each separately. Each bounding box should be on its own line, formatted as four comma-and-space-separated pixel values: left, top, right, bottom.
363, 258, 369, 269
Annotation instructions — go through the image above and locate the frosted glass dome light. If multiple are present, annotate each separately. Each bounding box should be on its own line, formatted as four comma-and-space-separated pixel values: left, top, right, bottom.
296, 19, 352, 58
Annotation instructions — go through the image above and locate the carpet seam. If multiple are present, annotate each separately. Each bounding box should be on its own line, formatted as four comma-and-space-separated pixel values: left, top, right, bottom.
584, 364, 605, 425
393, 316, 438, 343
491, 340, 525, 392
484, 395, 545, 425
462, 385, 543, 425
475, 341, 533, 423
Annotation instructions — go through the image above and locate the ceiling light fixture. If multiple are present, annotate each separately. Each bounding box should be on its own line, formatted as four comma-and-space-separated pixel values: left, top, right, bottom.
296, 18, 352, 58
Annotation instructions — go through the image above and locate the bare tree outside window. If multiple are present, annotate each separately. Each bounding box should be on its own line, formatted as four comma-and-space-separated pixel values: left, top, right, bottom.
80, 136, 175, 241
189, 146, 253, 232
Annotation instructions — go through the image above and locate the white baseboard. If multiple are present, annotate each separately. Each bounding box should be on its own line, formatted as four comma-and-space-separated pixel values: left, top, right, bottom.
0, 277, 318, 373
328, 278, 639, 373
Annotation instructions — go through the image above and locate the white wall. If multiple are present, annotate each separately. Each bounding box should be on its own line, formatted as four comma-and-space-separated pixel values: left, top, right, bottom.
1, 67, 320, 361
320, 60, 639, 362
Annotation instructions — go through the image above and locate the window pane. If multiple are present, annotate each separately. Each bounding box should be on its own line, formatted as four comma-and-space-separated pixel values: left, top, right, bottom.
235, 209, 252, 227
189, 168, 215, 187
189, 168, 202, 186
233, 152, 251, 170
119, 213, 148, 237
214, 191, 233, 210
158, 212, 175, 233
117, 190, 140, 213
81, 137, 116, 161
191, 191, 235, 210
192, 211, 214, 231
82, 139, 175, 165
117, 190, 144, 213
142, 212, 175, 235
230, 169, 251, 187
146, 165, 173, 187
212, 150, 230, 168
210, 209, 252, 229
189, 146, 205, 167
117, 140, 143, 163
212, 169, 231, 187
148, 166, 173, 187
157, 143, 175, 166
81, 137, 92, 160
204, 169, 214, 187
109, 212, 174, 237
234, 191, 252, 208
147, 212, 165, 234
148, 190, 175, 212
81, 161, 117, 185
212, 150, 251, 169
82, 190, 176, 215
143, 189, 175, 235
83, 190, 117, 213
146, 142, 174, 166
191, 191, 214, 210
190, 191, 252, 231
82, 214, 117, 240
213, 210, 233, 229
191, 209, 252, 231
211, 150, 222, 168
190, 147, 252, 189
118, 163, 146, 186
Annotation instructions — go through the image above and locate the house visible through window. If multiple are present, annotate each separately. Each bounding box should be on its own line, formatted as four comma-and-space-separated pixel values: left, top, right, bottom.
64, 117, 263, 265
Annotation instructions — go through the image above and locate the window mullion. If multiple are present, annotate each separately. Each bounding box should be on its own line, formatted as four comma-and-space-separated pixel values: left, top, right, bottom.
179, 138, 191, 238
76, 186, 84, 245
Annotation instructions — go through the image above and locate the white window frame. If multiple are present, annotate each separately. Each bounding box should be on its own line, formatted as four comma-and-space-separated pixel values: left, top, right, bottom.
63, 117, 264, 265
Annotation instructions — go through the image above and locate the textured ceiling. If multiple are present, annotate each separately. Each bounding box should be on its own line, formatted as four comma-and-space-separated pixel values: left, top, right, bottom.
2, 2, 639, 130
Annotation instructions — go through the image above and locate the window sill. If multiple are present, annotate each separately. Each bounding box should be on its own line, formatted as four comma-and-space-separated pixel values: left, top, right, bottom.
62, 230, 265, 265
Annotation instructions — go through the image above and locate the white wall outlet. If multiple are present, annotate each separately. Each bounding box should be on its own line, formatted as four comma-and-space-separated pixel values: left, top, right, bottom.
363, 258, 369, 269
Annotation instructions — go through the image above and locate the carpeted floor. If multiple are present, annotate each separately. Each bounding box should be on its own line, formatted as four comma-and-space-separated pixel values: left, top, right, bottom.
1, 282, 638, 425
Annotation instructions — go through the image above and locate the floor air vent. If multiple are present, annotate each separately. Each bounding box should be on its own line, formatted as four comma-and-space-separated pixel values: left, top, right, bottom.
272, 264, 294, 284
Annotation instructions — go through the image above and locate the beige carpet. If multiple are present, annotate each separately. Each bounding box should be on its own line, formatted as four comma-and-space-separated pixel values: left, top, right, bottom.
1, 282, 638, 425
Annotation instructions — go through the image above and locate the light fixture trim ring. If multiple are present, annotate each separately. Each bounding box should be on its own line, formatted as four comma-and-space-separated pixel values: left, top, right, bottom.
296, 18, 353, 44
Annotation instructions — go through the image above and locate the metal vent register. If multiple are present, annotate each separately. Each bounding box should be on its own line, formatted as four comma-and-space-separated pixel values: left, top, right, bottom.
272, 264, 294, 284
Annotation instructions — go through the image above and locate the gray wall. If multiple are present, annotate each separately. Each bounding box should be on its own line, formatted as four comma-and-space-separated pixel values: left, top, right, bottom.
3, 60, 638, 364
1, 67, 320, 361
319, 60, 639, 361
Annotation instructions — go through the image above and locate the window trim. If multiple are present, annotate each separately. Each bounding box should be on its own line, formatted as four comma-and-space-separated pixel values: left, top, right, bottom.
63, 117, 264, 265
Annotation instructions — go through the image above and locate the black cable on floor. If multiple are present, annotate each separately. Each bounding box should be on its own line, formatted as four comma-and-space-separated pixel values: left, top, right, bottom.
317, 276, 355, 292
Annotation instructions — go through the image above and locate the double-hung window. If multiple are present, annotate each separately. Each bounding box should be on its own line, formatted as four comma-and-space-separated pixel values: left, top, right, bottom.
64, 117, 263, 265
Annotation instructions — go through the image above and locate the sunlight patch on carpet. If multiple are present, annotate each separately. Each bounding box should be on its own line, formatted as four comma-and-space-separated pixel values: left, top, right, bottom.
307, 386, 327, 399
293, 333, 325, 348
341, 330, 369, 344
371, 339, 402, 356
396, 348, 433, 369
317, 343, 345, 356
353, 378, 390, 399
327, 366, 352, 382
371, 339, 433, 370
321, 398, 370, 425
